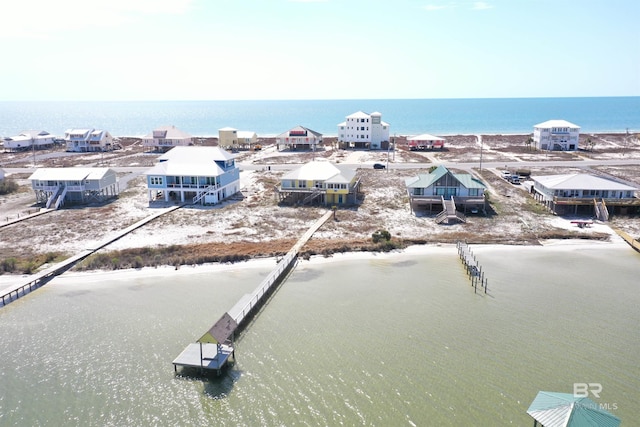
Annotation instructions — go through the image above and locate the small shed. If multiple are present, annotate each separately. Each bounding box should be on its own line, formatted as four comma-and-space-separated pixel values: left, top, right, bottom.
527, 391, 620, 427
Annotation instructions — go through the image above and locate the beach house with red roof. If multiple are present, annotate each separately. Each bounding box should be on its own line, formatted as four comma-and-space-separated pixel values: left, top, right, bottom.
407, 134, 446, 150
275, 126, 323, 151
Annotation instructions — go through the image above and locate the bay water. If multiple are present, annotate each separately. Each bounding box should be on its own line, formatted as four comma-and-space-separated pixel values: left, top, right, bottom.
1, 244, 638, 426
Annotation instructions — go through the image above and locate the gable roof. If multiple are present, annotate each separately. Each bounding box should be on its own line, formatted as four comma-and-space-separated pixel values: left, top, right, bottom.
28, 167, 113, 181
144, 125, 192, 140
534, 119, 580, 129
276, 125, 323, 139
532, 174, 637, 191
282, 160, 355, 184
404, 165, 486, 190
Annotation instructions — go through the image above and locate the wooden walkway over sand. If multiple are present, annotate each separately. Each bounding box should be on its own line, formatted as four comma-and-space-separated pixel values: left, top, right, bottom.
0, 206, 181, 307
173, 210, 334, 375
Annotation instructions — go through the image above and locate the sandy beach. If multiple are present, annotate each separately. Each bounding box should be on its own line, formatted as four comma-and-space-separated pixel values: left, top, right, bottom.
1, 132, 639, 277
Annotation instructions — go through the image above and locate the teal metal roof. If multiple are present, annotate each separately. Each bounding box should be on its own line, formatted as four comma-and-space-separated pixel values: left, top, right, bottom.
404, 165, 486, 190
527, 391, 620, 427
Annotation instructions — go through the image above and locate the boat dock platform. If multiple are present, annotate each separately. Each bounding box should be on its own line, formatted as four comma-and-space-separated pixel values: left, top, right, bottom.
173, 210, 334, 375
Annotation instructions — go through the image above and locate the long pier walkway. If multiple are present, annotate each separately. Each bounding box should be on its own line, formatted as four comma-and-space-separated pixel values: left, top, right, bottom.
0, 206, 181, 307
173, 209, 334, 375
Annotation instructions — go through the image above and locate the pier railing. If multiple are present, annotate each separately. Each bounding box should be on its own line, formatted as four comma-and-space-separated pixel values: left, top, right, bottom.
229, 251, 297, 325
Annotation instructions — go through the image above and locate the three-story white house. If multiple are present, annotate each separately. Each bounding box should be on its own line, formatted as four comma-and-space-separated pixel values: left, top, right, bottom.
533, 120, 580, 151
144, 146, 240, 205
337, 111, 390, 149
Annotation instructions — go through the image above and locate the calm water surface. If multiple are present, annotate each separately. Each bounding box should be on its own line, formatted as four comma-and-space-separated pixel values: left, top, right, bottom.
0, 245, 638, 426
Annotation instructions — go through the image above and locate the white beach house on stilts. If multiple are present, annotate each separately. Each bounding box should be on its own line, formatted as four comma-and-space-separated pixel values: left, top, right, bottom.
532, 120, 580, 151
28, 167, 119, 209
144, 146, 240, 205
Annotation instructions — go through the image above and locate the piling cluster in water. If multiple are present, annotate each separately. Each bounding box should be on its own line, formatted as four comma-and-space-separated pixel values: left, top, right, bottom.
457, 241, 488, 294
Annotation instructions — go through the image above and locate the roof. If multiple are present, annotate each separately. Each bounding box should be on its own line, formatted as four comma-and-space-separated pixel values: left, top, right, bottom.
143, 125, 192, 140
404, 165, 486, 190
28, 167, 114, 181
407, 133, 446, 141
281, 159, 355, 183
237, 131, 257, 138
527, 391, 620, 427
145, 161, 224, 177
218, 127, 237, 131
532, 174, 637, 191
145, 146, 235, 177
158, 146, 235, 162
276, 125, 323, 139
346, 111, 371, 119
534, 119, 580, 129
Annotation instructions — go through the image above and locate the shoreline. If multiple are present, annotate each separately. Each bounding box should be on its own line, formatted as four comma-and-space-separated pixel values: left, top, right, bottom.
109, 130, 634, 140
1, 238, 631, 290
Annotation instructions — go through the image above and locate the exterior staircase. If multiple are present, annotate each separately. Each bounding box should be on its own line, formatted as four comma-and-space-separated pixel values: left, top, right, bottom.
54, 186, 68, 209
46, 185, 63, 209
435, 196, 467, 224
594, 198, 609, 221
192, 184, 218, 205
301, 188, 323, 205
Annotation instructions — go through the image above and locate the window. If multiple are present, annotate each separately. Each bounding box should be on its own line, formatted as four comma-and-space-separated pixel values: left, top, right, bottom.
469, 188, 479, 196
150, 176, 163, 185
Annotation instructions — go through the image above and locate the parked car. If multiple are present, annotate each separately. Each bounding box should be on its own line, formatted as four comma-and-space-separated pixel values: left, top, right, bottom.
373, 163, 386, 170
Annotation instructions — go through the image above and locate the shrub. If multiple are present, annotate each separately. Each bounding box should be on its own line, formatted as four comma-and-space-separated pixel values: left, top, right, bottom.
372, 229, 391, 243
0, 179, 19, 195
1, 258, 17, 272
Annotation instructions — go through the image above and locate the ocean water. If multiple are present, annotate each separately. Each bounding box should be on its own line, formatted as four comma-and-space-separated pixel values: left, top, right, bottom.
0, 245, 638, 426
0, 97, 638, 138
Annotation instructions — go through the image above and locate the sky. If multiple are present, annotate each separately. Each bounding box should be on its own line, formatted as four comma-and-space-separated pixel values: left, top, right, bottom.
1, 0, 639, 101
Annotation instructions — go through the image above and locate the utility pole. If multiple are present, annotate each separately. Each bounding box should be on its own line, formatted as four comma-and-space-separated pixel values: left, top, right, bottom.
478, 135, 483, 172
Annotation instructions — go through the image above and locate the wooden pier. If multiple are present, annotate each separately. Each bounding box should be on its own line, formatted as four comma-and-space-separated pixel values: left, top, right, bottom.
456, 241, 488, 294
0, 205, 181, 307
173, 210, 334, 375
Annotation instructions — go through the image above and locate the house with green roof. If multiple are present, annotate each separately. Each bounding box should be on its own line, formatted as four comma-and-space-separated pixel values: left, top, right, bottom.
275, 159, 360, 206
404, 165, 486, 223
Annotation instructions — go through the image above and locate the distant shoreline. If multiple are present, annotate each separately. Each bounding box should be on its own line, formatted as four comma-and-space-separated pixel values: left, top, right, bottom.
110, 130, 633, 140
